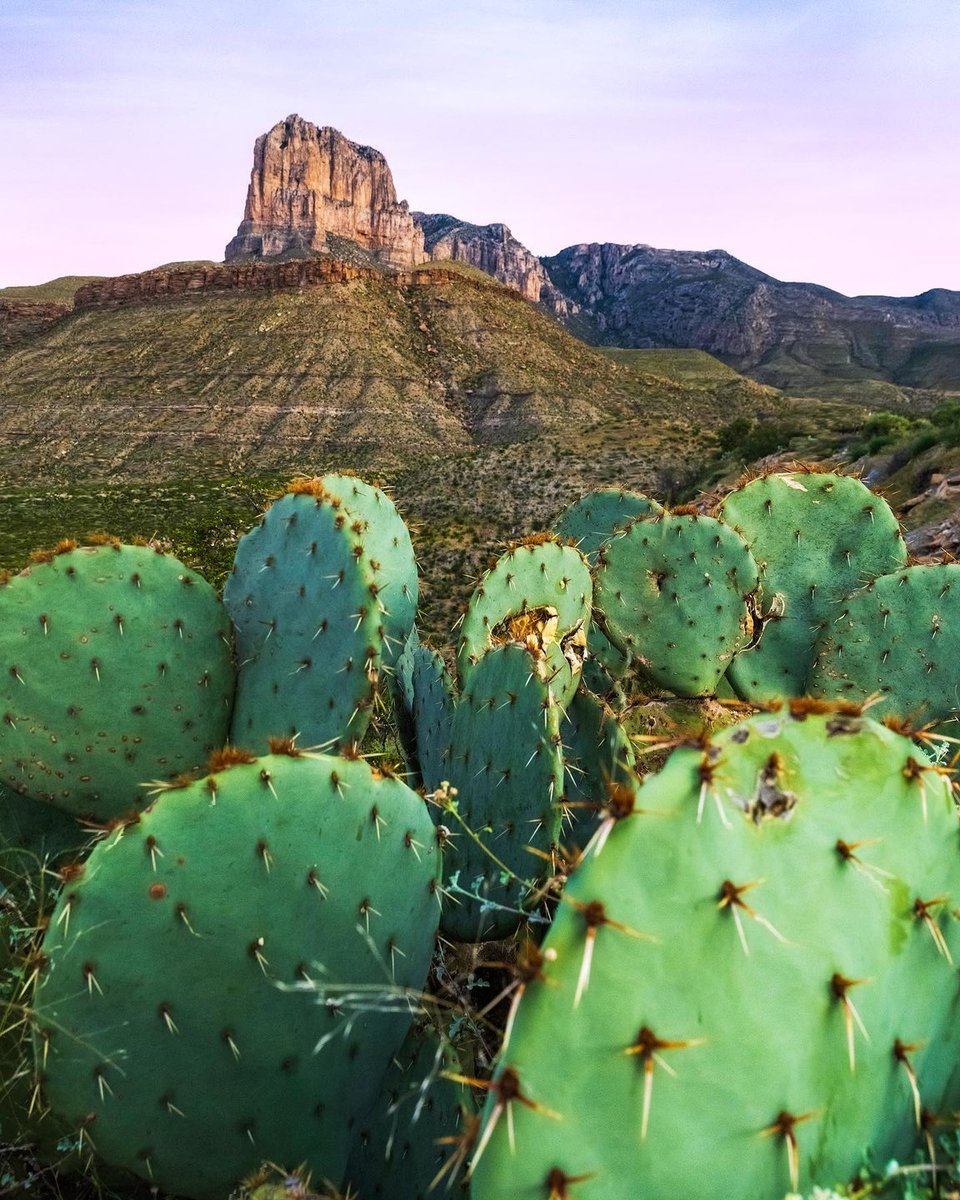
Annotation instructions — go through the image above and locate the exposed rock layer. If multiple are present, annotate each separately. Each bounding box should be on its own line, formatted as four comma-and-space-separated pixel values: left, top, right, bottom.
0, 300, 70, 346
224, 115, 425, 268
73, 259, 522, 312
414, 213, 571, 314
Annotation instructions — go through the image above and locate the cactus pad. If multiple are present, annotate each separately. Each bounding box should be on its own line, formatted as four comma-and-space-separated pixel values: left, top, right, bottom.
470, 708, 960, 1200
593, 512, 759, 696
225, 487, 383, 752
320, 474, 418, 671
553, 489, 663, 565
559, 689, 638, 846
441, 642, 564, 943
456, 537, 591, 694
808, 563, 960, 725
718, 470, 907, 703
0, 544, 234, 821
32, 751, 440, 1199
408, 642, 457, 794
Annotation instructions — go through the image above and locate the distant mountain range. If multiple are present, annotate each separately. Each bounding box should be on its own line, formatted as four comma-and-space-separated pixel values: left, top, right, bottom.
544, 244, 960, 392
4, 114, 958, 398
220, 114, 960, 393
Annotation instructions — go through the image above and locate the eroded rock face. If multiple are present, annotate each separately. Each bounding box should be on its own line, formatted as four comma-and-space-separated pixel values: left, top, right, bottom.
225, 115, 426, 268
414, 213, 571, 314
0, 300, 70, 346
543, 243, 960, 389
71, 259, 519, 311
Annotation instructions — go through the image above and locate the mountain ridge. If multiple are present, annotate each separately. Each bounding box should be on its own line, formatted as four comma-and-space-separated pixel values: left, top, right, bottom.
542, 241, 960, 391
7, 113, 960, 394
0, 259, 774, 484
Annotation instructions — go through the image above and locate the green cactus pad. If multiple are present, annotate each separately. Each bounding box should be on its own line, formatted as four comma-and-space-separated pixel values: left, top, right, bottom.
320, 474, 418, 671
554, 491, 665, 694
808, 563, 960, 725
471, 709, 960, 1200
559, 689, 638, 846
343, 1015, 475, 1200
32, 751, 440, 1199
0, 544, 234, 821
553, 489, 664, 565
718, 470, 907, 703
225, 487, 383, 753
456, 538, 591, 695
593, 512, 759, 696
441, 642, 564, 943
0, 781, 90, 899
408, 643, 457, 794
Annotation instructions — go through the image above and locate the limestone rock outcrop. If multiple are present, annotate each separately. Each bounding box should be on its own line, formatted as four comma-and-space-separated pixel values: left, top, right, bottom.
72, 259, 519, 312
225, 115, 426, 268
414, 213, 571, 314
0, 299, 70, 347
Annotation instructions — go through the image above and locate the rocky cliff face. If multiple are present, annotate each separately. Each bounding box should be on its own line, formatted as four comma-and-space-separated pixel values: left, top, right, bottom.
414, 213, 572, 314
225, 115, 426, 268
544, 244, 960, 390
0, 300, 70, 347
72, 260, 516, 311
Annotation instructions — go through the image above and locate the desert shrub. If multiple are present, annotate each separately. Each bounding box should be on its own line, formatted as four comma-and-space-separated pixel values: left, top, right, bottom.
715, 416, 798, 462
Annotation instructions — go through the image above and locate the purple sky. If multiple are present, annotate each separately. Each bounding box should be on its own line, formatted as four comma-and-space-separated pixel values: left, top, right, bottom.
2, 0, 958, 296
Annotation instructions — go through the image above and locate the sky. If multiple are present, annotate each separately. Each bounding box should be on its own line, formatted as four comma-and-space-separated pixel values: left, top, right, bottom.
1, 0, 958, 296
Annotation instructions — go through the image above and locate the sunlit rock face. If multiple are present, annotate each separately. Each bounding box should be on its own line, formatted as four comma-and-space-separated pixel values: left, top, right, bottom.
225, 114, 426, 268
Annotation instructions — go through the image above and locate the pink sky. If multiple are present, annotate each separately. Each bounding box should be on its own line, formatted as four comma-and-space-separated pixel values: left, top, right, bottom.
2, 0, 958, 297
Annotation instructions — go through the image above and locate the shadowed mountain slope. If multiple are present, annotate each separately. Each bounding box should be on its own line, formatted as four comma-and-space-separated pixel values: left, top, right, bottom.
544, 243, 960, 392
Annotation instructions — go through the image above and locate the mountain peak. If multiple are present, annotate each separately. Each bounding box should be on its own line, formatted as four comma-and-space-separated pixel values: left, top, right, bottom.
224, 115, 426, 268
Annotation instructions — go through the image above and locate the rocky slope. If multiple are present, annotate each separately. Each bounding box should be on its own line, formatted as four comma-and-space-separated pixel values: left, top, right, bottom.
414, 213, 571, 314
544, 243, 960, 392
224, 114, 425, 267
0, 261, 769, 483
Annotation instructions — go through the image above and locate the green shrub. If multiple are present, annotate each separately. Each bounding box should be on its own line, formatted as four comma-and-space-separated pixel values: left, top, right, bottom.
715, 417, 798, 462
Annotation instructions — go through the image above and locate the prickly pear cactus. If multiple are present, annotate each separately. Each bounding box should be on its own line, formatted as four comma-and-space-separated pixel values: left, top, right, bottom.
718, 469, 907, 703
343, 1015, 475, 1200
552, 492, 661, 694
456, 536, 591, 697
553, 489, 663, 564
470, 706, 960, 1200
407, 641, 457, 793
559, 689, 638, 845
441, 642, 564, 943
553, 490, 656, 695
225, 483, 383, 753
808, 563, 960, 726
593, 511, 759, 696
0, 542, 234, 821
31, 749, 441, 1199
320, 474, 418, 672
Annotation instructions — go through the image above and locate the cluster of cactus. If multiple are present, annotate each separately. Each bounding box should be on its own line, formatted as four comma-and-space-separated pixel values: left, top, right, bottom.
0, 477, 444, 1198
4, 462, 960, 1200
